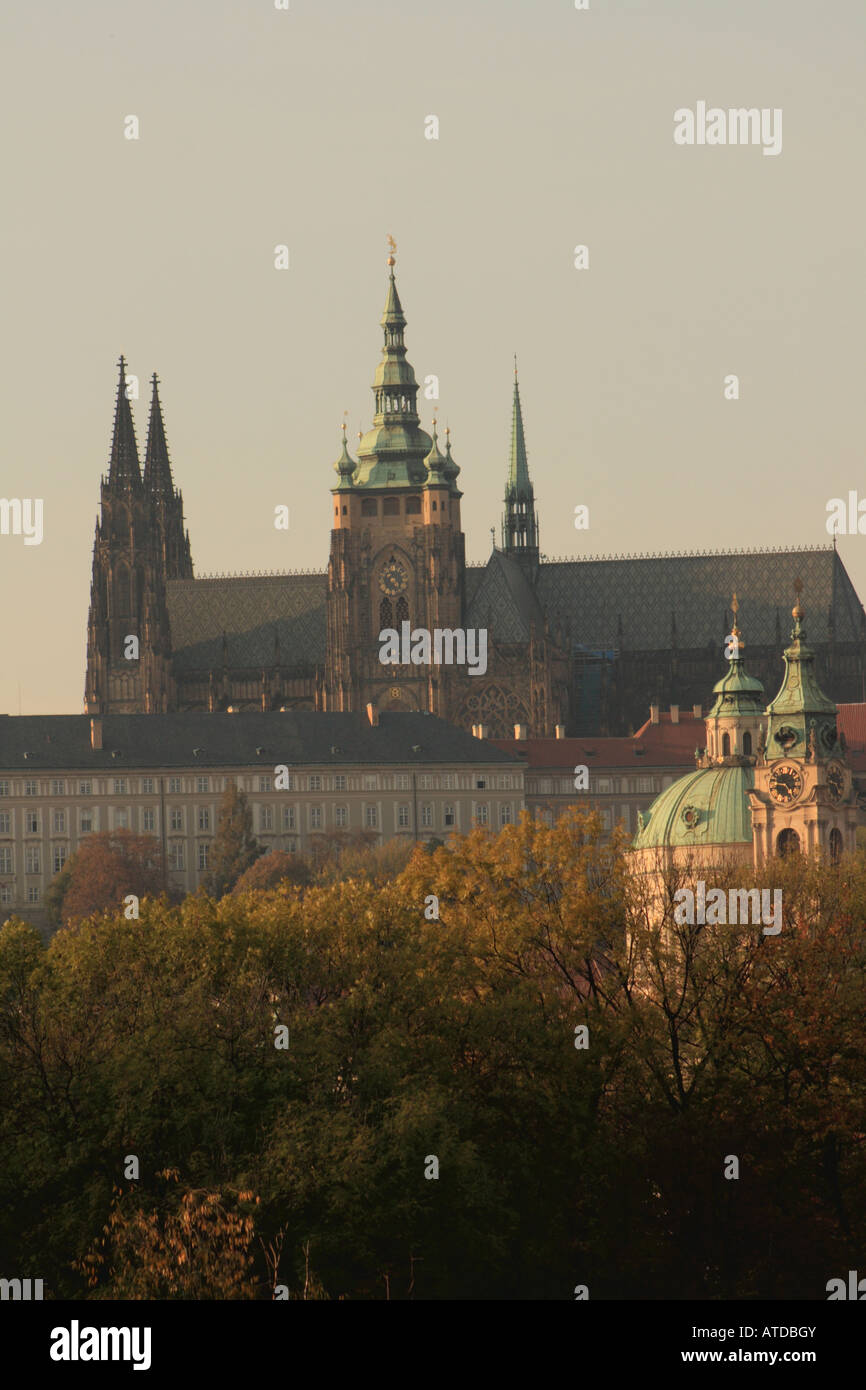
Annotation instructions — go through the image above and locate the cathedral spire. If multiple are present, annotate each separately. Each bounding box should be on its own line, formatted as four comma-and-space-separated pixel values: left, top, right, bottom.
502, 360, 538, 557
143, 373, 174, 498
107, 356, 141, 490
351, 238, 433, 488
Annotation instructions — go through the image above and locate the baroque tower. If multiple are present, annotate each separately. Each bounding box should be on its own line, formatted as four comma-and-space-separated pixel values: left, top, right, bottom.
750, 581, 858, 862
324, 243, 466, 715
84, 359, 181, 714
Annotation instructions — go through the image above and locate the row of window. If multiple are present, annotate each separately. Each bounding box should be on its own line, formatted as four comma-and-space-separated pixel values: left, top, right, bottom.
533, 775, 673, 795
0, 798, 516, 837
0, 772, 518, 797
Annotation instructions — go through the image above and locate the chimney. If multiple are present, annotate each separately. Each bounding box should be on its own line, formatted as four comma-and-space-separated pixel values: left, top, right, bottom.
514, 723, 528, 740
650, 704, 660, 725
670, 704, 680, 725
555, 724, 566, 739
90, 717, 103, 750
693, 703, 702, 720
365, 702, 379, 727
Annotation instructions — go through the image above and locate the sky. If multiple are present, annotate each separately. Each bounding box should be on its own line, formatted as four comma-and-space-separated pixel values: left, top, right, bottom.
1, 0, 864, 713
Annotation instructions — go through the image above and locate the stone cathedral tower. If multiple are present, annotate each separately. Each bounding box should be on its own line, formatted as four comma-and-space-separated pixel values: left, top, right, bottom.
84, 360, 192, 714
324, 243, 466, 715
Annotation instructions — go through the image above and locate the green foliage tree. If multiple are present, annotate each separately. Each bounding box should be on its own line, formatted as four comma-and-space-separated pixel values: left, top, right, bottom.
202, 783, 263, 897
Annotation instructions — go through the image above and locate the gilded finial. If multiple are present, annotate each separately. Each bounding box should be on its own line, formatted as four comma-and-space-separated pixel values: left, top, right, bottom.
730, 591, 741, 639
341, 410, 348, 440
386, 234, 397, 268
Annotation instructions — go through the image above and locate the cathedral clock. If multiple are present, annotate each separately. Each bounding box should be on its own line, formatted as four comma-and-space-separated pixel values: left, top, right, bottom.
379, 560, 407, 597
826, 762, 845, 803
768, 764, 804, 805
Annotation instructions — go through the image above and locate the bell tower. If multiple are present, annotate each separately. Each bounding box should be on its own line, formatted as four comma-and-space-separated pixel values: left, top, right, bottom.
750, 580, 858, 863
324, 240, 466, 715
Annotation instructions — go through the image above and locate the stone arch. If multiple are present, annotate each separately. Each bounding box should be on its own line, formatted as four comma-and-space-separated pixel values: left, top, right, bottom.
776, 828, 800, 857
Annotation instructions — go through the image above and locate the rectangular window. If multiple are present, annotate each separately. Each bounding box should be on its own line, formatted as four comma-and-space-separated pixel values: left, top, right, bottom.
79, 810, 94, 834
421, 804, 433, 828
335, 805, 348, 828
142, 807, 156, 832
52, 844, 68, 874
168, 841, 185, 871
51, 778, 65, 796
282, 805, 296, 831
196, 776, 209, 793
78, 779, 92, 796
443, 804, 455, 827
364, 775, 379, 791
198, 808, 210, 832
24, 780, 38, 797
25, 847, 40, 874
113, 778, 127, 795
500, 775, 512, 790
638, 777, 653, 794
0, 781, 9, 797
0, 848, 12, 873
0, 813, 10, 834
310, 806, 323, 830
395, 773, 409, 791
474, 803, 489, 826
595, 777, 611, 794
499, 803, 513, 826
0, 884, 12, 905
309, 774, 322, 791
418, 774, 434, 789
259, 776, 271, 792
334, 775, 347, 792
168, 777, 182, 794
441, 772, 454, 790
260, 805, 274, 831
114, 808, 129, 830
141, 777, 155, 795
397, 804, 410, 828
52, 810, 66, 834
364, 804, 378, 829
168, 807, 183, 832
26, 886, 40, 904
198, 842, 210, 871
25, 811, 39, 834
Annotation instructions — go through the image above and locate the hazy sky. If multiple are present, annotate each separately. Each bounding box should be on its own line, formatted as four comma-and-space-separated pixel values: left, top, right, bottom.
2, 0, 864, 714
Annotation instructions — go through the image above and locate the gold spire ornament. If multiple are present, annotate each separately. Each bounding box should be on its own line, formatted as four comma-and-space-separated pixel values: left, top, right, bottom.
386, 234, 397, 267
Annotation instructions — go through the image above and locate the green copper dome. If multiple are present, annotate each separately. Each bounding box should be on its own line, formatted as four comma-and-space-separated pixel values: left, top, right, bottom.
708, 660, 764, 717
633, 764, 755, 850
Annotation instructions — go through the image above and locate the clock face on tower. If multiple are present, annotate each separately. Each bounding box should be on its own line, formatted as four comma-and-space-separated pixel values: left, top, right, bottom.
769, 764, 804, 805
826, 762, 845, 802
379, 560, 407, 597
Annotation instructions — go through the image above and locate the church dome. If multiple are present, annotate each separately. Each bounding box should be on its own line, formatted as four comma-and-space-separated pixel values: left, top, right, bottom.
708, 662, 764, 715
633, 764, 754, 850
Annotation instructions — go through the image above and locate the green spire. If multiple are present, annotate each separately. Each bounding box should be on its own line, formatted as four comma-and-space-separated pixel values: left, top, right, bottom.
502, 358, 538, 555
333, 419, 356, 488
352, 239, 433, 489
764, 580, 839, 759
708, 596, 764, 717
424, 419, 448, 485
507, 358, 531, 494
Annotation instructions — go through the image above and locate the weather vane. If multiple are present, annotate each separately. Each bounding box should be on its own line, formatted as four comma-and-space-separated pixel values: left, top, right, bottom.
386, 234, 397, 266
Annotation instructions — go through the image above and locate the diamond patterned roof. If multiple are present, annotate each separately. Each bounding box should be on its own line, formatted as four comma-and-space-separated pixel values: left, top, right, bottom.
465, 550, 545, 642
166, 574, 327, 674
534, 547, 862, 651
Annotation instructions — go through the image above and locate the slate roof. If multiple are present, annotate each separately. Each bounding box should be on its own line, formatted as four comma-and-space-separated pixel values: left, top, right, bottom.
166, 574, 327, 674
0, 712, 520, 771
163, 546, 864, 677
465, 550, 545, 642
534, 546, 863, 651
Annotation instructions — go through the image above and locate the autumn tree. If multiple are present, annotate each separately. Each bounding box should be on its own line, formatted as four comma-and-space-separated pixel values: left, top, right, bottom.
202, 783, 263, 897
49, 830, 165, 928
